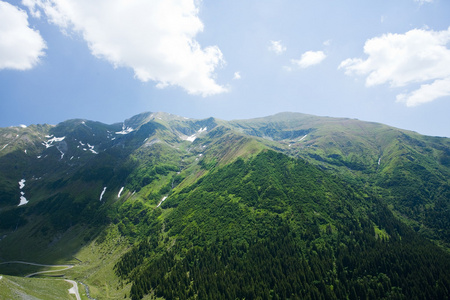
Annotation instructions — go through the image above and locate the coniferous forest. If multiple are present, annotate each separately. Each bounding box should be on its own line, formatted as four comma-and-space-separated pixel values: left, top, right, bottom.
1, 113, 450, 299
114, 151, 450, 300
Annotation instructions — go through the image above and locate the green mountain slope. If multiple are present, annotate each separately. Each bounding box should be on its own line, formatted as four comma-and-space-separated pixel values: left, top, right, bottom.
229, 112, 450, 247
0, 111, 449, 299
122, 151, 450, 299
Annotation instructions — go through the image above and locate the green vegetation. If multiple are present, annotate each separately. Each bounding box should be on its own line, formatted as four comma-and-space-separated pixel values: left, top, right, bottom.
0, 111, 450, 299
116, 151, 450, 299
0, 275, 73, 300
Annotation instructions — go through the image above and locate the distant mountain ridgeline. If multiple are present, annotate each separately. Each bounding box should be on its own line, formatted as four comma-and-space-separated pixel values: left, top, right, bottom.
0, 111, 449, 299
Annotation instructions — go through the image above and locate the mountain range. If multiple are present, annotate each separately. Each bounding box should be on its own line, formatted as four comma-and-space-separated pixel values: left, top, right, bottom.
0, 112, 449, 299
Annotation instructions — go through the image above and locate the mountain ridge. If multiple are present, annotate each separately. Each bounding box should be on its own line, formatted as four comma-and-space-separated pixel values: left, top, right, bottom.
0, 111, 449, 299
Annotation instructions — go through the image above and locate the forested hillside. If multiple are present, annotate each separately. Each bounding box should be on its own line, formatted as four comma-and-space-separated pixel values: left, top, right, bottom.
0, 112, 449, 299
116, 151, 450, 299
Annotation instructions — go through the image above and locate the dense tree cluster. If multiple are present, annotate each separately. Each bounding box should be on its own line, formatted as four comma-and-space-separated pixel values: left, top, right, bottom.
114, 151, 450, 299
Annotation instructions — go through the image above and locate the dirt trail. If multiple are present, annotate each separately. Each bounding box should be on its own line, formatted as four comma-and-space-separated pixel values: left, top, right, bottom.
0, 261, 74, 278
0, 261, 80, 299
65, 279, 81, 300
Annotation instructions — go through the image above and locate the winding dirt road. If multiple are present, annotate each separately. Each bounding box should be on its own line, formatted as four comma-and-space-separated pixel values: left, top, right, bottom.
0, 261, 80, 299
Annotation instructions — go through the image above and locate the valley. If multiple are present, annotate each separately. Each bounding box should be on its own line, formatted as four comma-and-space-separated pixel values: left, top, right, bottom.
0, 112, 449, 299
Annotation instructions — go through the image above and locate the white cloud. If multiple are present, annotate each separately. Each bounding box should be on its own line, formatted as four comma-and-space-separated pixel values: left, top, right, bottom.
414, 0, 433, 4
339, 27, 450, 106
397, 77, 450, 106
269, 40, 286, 55
23, 0, 226, 96
233, 71, 241, 80
291, 51, 326, 68
0, 1, 46, 70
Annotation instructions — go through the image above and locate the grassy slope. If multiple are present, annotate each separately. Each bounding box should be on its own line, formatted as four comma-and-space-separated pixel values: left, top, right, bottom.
230, 112, 450, 248
0, 275, 73, 300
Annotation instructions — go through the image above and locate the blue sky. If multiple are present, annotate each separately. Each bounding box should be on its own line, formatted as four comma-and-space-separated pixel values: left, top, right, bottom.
1, 0, 450, 137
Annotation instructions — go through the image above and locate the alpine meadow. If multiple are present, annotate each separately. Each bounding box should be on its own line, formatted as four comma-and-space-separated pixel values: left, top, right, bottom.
0, 112, 449, 299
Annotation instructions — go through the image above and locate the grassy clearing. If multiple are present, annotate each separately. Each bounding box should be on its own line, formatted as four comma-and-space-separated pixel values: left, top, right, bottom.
0, 275, 72, 300
65, 224, 132, 299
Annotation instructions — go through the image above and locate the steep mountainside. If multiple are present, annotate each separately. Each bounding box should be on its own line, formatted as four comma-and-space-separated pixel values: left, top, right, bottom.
0, 112, 449, 299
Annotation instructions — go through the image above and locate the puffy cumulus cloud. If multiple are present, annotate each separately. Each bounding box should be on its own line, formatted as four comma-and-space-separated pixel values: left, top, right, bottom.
339, 27, 450, 106
397, 78, 450, 106
291, 51, 326, 68
269, 40, 286, 55
0, 1, 46, 70
23, 0, 226, 96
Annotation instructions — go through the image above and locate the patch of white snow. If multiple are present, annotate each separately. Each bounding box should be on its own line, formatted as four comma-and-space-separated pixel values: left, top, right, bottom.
186, 134, 197, 142
118, 187, 124, 198
378, 157, 381, 165
19, 179, 26, 189
157, 196, 168, 208
19, 124, 27, 128
299, 135, 308, 142
18, 179, 28, 206
24, 150, 27, 154
0, 144, 8, 151
116, 124, 134, 135
99, 187, 107, 201
87, 143, 98, 154
37, 155, 41, 159
42, 136, 65, 148
19, 195, 28, 206
181, 127, 208, 143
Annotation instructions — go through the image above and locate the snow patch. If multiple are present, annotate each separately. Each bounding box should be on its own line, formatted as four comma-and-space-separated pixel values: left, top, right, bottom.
19, 195, 28, 206
116, 124, 134, 135
182, 127, 208, 143
185, 134, 197, 142
19, 124, 27, 128
87, 143, 98, 154
298, 134, 308, 141
42, 136, 65, 148
18, 179, 28, 206
157, 196, 168, 208
37, 155, 41, 159
378, 157, 381, 165
24, 150, 27, 154
99, 187, 107, 201
118, 187, 124, 198
0, 144, 8, 151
